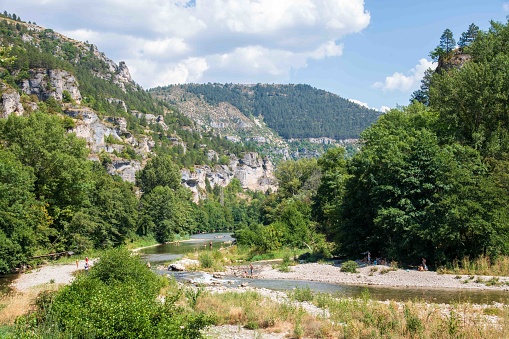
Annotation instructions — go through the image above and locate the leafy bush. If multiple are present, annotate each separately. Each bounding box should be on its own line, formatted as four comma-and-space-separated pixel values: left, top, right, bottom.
291, 286, 314, 302
14, 248, 211, 338
340, 260, 359, 273
199, 252, 214, 269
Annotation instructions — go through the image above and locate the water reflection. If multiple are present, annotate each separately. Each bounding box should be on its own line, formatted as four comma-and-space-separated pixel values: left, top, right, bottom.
138, 233, 234, 264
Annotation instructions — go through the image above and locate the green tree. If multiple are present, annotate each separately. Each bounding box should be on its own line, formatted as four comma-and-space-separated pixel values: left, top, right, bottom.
410, 68, 434, 106
430, 28, 456, 61
138, 186, 193, 242
458, 23, 480, 48
17, 248, 210, 338
312, 147, 349, 237
0, 150, 52, 273
136, 155, 181, 194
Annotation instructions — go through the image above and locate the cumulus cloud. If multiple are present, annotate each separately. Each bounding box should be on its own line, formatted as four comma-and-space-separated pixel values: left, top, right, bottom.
504, 3, 509, 12
12, 0, 370, 88
379, 106, 391, 113
372, 59, 436, 92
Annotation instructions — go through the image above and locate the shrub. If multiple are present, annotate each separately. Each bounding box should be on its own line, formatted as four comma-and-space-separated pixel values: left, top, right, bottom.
340, 260, 359, 273
199, 252, 214, 269
291, 286, 314, 302
14, 248, 211, 338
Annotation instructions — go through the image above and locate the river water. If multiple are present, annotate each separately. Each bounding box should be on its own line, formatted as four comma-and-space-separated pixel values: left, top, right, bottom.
139, 233, 509, 305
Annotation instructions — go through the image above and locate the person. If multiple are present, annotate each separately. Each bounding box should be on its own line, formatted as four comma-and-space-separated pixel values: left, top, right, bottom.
85, 257, 89, 264
367, 251, 371, 265
84, 262, 89, 275
249, 263, 254, 278
76, 260, 79, 268
146, 261, 151, 269
422, 258, 427, 271
209, 241, 213, 249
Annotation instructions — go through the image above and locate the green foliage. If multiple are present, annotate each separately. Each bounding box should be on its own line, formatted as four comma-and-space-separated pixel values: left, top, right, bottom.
340, 260, 359, 273
14, 248, 211, 338
430, 28, 456, 61
198, 252, 214, 269
458, 23, 480, 48
136, 155, 181, 194
138, 186, 193, 242
155, 83, 381, 140
0, 149, 48, 273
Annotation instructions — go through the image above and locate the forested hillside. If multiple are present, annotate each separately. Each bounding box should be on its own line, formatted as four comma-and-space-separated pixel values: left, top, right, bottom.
151, 83, 381, 140
0, 13, 265, 273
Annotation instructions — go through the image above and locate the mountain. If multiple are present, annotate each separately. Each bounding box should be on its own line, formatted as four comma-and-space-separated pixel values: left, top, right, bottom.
150, 83, 381, 140
0, 13, 378, 195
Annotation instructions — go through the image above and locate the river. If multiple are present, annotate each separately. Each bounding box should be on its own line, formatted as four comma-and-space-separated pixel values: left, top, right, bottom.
139, 233, 509, 305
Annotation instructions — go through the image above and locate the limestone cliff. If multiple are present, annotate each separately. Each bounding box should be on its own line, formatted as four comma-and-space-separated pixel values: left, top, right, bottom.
181, 152, 276, 202
19, 68, 82, 103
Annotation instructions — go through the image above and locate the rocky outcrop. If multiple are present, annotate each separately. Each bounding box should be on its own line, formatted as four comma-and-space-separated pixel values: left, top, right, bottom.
107, 98, 127, 112
63, 107, 151, 182
436, 49, 472, 73
1, 85, 24, 118
19, 68, 82, 103
89, 45, 137, 92
107, 158, 142, 182
181, 152, 277, 201
131, 111, 169, 131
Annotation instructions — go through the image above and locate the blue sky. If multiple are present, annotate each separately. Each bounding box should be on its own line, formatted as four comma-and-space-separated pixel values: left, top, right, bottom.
2, 0, 508, 111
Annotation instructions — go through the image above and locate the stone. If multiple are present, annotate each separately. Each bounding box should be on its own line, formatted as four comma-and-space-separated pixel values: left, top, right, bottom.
168, 264, 186, 271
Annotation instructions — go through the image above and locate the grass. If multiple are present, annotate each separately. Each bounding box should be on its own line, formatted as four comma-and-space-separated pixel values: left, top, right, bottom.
194, 285, 509, 338
5, 257, 509, 339
439, 255, 509, 276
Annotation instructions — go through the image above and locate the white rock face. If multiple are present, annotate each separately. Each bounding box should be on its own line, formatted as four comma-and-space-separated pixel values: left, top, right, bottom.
181, 152, 277, 201
19, 69, 82, 103
107, 159, 142, 182
1, 88, 24, 118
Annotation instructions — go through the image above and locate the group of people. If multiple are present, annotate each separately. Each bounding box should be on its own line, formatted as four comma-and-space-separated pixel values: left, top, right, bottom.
361, 252, 387, 266
362, 251, 429, 271
75, 257, 90, 274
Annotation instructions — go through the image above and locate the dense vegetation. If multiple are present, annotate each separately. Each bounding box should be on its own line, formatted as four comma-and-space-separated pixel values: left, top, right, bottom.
327, 20, 509, 267
0, 14, 263, 273
152, 83, 381, 139
235, 19, 509, 268
13, 248, 211, 338
2, 10, 509, 275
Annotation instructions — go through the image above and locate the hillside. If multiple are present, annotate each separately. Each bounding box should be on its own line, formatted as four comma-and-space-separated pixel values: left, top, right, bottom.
151, 83, 381, 140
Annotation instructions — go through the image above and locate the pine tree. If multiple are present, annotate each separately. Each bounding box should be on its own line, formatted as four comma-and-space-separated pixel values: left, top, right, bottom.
430, 28, 456, 61
458, 23, 479, 48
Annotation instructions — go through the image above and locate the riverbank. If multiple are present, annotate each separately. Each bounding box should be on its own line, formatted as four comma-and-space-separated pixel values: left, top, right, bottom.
10, 259, 94, 292
253, 262, 509, 291
11, 259, 509, 293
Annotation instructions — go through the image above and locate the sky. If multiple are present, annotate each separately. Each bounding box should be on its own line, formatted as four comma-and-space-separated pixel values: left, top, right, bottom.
1, 0, 508, 112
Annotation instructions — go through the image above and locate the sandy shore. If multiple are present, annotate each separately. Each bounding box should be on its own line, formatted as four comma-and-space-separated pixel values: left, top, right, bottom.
254, 262, 509, 291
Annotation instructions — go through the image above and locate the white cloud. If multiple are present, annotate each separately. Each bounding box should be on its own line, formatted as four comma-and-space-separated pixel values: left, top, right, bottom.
349, 99, 369, 108
379, 106, 391, 113
372, 59, 436, 92
9, 0, 370, 88
504, 3, 509, 12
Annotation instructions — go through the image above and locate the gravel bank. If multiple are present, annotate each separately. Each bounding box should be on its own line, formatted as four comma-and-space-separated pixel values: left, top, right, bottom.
256, 262, 509, 290
11, 260, 93, 292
